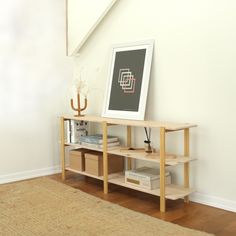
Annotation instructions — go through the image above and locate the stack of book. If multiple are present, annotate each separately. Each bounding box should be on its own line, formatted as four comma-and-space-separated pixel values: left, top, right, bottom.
79, 134, 120, 149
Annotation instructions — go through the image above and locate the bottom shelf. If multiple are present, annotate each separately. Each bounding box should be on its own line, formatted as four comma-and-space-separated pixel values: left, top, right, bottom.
65, 167, 103, 180
108, 173, 194, 200
65, 168, 194, 201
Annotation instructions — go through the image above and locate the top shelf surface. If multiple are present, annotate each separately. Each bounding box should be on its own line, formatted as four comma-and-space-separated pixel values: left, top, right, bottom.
62, 115, 197, 131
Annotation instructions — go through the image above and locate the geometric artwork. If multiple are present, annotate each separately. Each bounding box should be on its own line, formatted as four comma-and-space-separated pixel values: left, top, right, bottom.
103, 40, 154, 120
118, 69, 136, 93
108, 48, 146, 112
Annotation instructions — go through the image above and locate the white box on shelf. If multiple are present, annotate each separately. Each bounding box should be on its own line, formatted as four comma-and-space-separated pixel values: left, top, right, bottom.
125, 167, 171, 190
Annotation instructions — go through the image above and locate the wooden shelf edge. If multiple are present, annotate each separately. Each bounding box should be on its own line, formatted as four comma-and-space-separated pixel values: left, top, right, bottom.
64, 143, 122, 152
108, 148, 196, 165
61, 115, 197, 130
65, 167, 103, 180
64, 143, 196, 166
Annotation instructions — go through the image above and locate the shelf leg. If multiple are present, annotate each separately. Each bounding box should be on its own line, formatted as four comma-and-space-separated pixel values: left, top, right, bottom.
160, 127, 166, 212
184, 128, 190, 203
102, 121, 108, 194
60, 117, 66, 181
127, 125, 132, 170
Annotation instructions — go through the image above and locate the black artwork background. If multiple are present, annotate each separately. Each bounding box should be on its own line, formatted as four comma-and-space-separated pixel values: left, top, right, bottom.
108, 49, 146, 112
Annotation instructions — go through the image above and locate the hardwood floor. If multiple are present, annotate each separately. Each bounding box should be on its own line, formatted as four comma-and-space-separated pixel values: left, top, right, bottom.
50, 171, 236, 236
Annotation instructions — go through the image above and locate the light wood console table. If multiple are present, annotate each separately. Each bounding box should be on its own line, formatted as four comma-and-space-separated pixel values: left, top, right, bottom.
60, 115, 197, 212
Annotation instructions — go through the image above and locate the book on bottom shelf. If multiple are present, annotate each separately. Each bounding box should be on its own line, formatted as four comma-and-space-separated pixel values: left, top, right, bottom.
125, 167, 171, 190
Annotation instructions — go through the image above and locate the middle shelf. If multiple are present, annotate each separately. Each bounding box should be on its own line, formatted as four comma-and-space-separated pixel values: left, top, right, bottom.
64, 143, 196, 166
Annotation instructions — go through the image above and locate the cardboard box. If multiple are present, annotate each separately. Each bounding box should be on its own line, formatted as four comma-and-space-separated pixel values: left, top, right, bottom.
68, 148, 87, 171
85, 151, 124, 176
125, 167, 171, 190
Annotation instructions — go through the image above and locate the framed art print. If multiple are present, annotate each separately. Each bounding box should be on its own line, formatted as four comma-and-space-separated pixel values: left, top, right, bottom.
102, 40, 154, 120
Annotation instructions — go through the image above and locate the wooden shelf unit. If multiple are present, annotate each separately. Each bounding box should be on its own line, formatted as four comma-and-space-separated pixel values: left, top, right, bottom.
60, 115, 197, 212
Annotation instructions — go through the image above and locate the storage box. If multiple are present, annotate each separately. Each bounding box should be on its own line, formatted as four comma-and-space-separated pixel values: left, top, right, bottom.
68, 148, 87, 171
85, 151, 124, 176
125, 167, 171, 190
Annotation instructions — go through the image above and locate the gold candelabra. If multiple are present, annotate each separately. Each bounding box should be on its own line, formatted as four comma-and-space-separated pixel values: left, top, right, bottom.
70, 93, 87, 117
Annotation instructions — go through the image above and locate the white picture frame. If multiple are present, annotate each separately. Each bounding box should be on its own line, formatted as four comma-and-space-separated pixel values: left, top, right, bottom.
102, 40, 154, 120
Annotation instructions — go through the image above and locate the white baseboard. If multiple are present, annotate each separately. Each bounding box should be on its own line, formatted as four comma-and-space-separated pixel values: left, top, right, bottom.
190, 192, 236, 213
0, 166, 61, 184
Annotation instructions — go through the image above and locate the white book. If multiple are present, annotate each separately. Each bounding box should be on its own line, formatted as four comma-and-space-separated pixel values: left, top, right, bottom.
70, 120, 76, 143
80, 134, 119, 144
64, 120, 70, 143
125, 167, 171, 190
125, 167, 170, 180
98, 142, 120, 149
81, 141, 120, 149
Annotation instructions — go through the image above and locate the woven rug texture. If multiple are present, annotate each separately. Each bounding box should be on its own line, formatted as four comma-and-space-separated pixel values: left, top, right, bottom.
0, 177, 213, 236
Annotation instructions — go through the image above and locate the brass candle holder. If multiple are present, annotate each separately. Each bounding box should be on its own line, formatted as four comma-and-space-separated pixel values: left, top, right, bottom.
70, 93, 87, 117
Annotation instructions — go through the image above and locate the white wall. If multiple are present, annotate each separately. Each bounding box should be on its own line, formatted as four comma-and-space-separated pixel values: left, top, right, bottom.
71, 0, 236, 210
67, 0, 116, 55
0, 0, 72, 182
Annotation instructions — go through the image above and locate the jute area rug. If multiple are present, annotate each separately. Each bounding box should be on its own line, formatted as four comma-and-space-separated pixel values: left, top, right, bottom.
0, 177, 213, 236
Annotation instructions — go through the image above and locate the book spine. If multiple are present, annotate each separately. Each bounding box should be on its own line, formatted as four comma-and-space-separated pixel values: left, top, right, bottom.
64, 120, 70, 143
98, 142, 120, 148
80, 142, 120, 150
80, 142, 99, 148
70, 120, 77, 143
79, 137, 100, 144
80, 137, 118, 144
125, 171, 170, 180
97, 137, 118, 144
